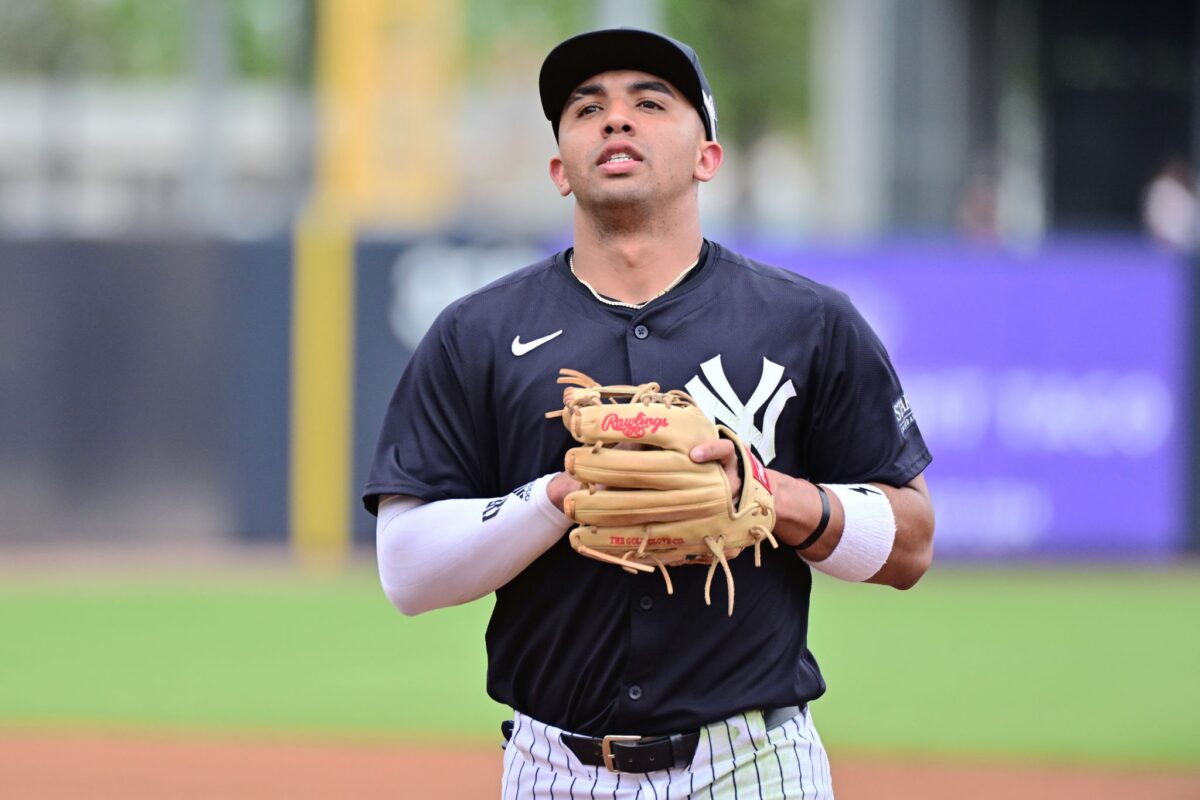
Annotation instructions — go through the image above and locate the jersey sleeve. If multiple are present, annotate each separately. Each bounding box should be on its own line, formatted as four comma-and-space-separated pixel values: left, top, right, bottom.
362, 304, 488, 515
801, 288, 931, 486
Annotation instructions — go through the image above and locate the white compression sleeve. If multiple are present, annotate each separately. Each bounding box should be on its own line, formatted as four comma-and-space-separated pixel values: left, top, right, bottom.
376, 473, 570, 615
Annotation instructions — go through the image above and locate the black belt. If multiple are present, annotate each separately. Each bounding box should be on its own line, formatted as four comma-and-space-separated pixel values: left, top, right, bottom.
556, 705, 802, 774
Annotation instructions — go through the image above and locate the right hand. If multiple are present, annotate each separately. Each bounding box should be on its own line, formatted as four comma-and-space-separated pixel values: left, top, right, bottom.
546, 472, 583, 513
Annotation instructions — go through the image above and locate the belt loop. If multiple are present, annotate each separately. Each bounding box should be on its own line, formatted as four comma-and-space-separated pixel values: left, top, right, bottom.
500, 719, 514, 750
668, 733, 686, 767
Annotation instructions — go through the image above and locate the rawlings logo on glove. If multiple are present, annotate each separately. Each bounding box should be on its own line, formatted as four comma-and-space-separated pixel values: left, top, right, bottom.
601, 412, 669, 437
545, 368, 778, 615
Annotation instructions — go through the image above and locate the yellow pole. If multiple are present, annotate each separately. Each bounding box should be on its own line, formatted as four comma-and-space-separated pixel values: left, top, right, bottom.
290, 212, 353, 566
315, 0, 459, 225
291, 0, 460, 565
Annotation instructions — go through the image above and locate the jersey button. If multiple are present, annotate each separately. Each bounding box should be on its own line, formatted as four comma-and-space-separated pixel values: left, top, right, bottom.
627, 685, 643, 701
633, 324, 649, 340
639, 595, 654, 611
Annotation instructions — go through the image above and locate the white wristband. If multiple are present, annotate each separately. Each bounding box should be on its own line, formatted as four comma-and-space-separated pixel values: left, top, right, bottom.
804, 483, 896, 582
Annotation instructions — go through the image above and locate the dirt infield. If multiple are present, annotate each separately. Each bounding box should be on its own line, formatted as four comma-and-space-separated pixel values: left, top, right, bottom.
1, 732, 1197, 799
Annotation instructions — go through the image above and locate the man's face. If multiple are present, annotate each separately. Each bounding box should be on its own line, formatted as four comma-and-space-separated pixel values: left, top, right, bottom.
549, 69, 721, 210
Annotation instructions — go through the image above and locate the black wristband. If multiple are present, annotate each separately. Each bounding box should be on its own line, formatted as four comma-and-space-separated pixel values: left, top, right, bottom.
795, 484, 831, 551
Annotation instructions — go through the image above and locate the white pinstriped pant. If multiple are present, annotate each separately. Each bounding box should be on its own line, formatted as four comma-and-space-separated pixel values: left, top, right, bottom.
500, 706, 834, 799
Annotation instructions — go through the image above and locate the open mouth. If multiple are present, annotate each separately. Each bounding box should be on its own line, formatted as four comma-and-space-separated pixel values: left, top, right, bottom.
596, 144, 643, 167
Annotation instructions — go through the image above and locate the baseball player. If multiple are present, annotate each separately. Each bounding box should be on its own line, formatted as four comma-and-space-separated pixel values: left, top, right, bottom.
365, 28, 934, 799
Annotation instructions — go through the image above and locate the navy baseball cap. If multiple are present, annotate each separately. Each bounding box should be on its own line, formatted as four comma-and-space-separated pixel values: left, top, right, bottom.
539, 28, 718, 142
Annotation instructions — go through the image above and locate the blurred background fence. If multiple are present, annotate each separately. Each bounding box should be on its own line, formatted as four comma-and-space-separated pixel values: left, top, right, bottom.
1, 0, 1197, 561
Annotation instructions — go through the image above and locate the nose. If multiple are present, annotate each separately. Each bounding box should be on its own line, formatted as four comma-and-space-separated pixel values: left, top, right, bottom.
603, 100, 634, 136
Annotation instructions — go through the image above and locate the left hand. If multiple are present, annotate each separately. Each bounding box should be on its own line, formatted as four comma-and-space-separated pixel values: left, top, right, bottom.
690, 438, 741, 498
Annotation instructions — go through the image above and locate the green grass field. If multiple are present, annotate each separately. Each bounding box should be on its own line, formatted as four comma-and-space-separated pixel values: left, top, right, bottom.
1, 563, 1196, 767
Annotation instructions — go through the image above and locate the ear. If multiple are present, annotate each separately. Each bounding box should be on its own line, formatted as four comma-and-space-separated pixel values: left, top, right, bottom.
694, 141, 724, 183
549, 156, 573, 197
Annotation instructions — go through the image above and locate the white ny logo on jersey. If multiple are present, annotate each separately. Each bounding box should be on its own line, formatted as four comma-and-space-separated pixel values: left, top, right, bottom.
686, 355, 796, 465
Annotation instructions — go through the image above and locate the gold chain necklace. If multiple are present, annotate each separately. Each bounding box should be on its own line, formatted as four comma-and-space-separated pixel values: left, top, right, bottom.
568, 251, 700, 310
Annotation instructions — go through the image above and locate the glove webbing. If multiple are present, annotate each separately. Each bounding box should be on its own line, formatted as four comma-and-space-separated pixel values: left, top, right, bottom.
544, 369, 698, 420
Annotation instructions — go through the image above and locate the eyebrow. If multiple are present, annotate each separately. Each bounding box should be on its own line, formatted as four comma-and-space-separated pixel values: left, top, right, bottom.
630, 80, 676, 97
567, 79, 677, 105
568, 83, 604, 103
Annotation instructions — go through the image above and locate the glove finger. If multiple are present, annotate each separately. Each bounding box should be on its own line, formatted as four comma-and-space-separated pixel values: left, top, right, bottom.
567, 403, 716, 452
571, 523, 725, 565
566, 446, 714, 490
596, 516, 746, 541
566, 486, 728, 526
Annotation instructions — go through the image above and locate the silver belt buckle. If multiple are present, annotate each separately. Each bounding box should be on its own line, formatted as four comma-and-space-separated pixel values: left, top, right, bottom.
600, 735, 642, 772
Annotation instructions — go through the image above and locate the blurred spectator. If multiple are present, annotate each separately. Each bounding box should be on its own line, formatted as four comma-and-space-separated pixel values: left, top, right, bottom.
1142, 156, 1197, 252
958, 157, 1001, 241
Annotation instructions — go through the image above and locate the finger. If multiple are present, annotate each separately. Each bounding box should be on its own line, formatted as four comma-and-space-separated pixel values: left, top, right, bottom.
690, 439, 735, 464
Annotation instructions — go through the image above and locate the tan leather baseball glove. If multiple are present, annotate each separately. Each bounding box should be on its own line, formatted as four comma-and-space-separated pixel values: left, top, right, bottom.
546, 369, 778, 615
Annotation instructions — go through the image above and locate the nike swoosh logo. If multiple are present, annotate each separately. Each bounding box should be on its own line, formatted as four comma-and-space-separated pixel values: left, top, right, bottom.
511, 330, 563, 356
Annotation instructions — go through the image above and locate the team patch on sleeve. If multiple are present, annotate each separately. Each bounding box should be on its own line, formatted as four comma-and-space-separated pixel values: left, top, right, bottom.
892, 394, 916, 436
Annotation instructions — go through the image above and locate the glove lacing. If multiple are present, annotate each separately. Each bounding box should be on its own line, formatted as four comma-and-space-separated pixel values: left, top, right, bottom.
552, 368, 779, 616
547, 370, 699, 419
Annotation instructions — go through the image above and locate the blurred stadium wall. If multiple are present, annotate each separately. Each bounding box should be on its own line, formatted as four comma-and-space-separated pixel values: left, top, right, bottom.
0, 0, 1196, 560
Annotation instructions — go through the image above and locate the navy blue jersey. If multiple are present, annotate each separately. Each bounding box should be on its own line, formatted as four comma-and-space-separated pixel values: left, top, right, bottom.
365, 241, 931, 736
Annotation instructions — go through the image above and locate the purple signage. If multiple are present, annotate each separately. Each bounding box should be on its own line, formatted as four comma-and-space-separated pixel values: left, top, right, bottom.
739, 238, 1190, 558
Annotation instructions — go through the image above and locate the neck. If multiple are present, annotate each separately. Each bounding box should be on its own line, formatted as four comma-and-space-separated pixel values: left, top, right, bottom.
570, 203, 704, 305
